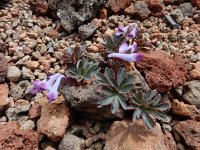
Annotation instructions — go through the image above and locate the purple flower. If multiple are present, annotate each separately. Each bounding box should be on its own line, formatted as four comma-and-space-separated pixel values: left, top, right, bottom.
108, 42, 143, 62
29, 73, 65, 102
115, 23, 137, 38
47, 74, 64, 102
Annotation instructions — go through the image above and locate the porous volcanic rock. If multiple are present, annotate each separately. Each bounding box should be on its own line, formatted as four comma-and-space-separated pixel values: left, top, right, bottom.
164, 132, 177, 150
136, 51, 187, 92
109, 0, 132, 12
48, 0, 103, 33
104, 119, 168, 150
29, 0, 49, 15
173, 120, 200, 150
37, 96, 70, 142
192, 0, 200, 9
0, 53, 7, 83
148, 0, 164, 17
0, 121, 39, 150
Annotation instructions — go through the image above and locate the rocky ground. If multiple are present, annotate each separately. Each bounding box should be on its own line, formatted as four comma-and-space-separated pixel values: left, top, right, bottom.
0, 0, 200, 150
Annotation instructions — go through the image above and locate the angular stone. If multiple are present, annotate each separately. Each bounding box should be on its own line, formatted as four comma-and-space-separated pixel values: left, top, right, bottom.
0, 84, 9, 113
37, 96, 70, 142
174, 120, 200, 150
148, 0, 163, 17
29, 103, 41, 119
136, 51, 187, 92
191, 61, 200, 80
183, 80, 200, 108
172, 99, 200, 121
49, 0, 103, 33
0, 53, 7, 83
171, 9, 184, 24
125, 1, 151, 20
104, 120, 168, 150
7, 66, 22, 82
0, 121, 39, 150
179, 3, 193, 17
29, 0, 49, 15
109, 0, 132, 12
58, 134, 82, 150
164, 15, 179, 29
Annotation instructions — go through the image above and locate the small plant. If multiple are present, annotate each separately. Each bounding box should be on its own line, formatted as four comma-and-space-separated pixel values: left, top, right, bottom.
104, 35, 125, 52
96, 67, 134, 113
68, 58, 100, 82
126, 90, 169, 129
63, 44, 86, 64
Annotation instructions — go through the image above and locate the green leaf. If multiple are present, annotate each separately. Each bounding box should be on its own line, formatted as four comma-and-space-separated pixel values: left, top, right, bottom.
132, 107, 142, 121
105, 68, 118, 88
119, 98, 127, 110
95, 72, 109, 85
111, 97, 119, 114
117, 68, 126, 85
97, 96, 114, 106
142, 112, 155, 129
153, 103, 169, 111
120, 84, 133, 93
144, 89, 157, 102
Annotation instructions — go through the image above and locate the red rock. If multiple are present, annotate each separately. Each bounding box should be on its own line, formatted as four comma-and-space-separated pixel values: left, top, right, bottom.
104, 119, 168, 150
164, 132, 177, 150
124, 1, 151, 20
192, 0, 200, 9
0, 84, 9, 113
136, 51, 187, 92
0, 53, 7, 83
109, 0, 132, 12
99, 7, 108, 19
0, 121, 39, 150
174, 120, 200, 150
172, 99, 200, 121
148, 0, 163, 17
29, 103, 41, 119
29, 0, 48, 15
37, 96, 70, 142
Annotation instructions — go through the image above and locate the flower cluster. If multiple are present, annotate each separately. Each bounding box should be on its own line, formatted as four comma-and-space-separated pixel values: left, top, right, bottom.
30, 73, 65, 102
107, 23, 143, 62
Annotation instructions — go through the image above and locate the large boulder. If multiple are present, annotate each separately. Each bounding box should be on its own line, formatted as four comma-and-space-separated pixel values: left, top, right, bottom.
48, 0, 103, 33
0, 121, 39, 150
104, 119, 168, 150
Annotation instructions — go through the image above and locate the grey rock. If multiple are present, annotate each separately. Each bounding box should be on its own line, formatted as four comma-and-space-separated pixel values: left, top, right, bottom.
9, 80, 31, 100
16, 55, 31, 65
58, 135, 82, 150
22, 66, 35, 80
0, 53, 7, 83
63, 84, 124, 120
164, 15, 179, 29
171, 9, 184, 23
0, 40, 5, 52
5, 107, 29, 121
179, 3, 193, 17
78, 22, 98, 40
183, 80, 200, 108
48, 0, 103, 33
0, 116, 7, 122
133, 1, 151, 20
15, 103, 31, 114
7, 66, 22, 82
20, 120, 35, 130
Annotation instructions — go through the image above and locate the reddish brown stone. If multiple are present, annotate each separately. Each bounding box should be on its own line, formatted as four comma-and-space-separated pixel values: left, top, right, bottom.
192, 0, 200, 9
29, 0, 48, 15
136, 51, 187, 92
172, 99, 200, 121
0, 121, 39, 150
164, 132, 177, 150
174, 120, 200, 150
109, 0, 132, 12
29, 103, 41, 119
99, 7, 108, 19
148, 0, 163, 17
0, 84, 9, 113
0, 53, 7, 83
37, 96, 70, 142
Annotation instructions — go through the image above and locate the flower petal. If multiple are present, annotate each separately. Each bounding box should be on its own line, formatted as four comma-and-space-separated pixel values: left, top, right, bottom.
129, 42, 137, 53
119, 42, 129, 53
108, 53, 143, 62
